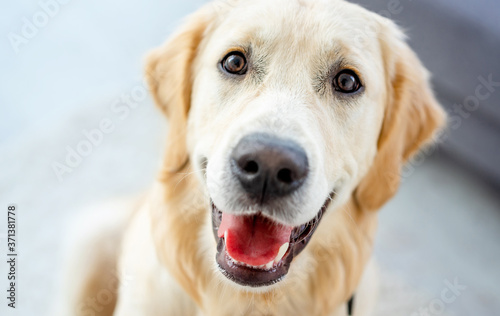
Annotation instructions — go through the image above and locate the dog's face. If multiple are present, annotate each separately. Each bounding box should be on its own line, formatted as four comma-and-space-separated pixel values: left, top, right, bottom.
190, 0, 385, 287
147, 0, 445, 291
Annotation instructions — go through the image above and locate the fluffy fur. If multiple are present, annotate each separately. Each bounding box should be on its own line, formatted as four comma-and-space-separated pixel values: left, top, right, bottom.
59, 1, 445, 315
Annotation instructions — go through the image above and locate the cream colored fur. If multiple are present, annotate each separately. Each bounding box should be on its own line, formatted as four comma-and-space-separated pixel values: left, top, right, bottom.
59, 0, 445, 315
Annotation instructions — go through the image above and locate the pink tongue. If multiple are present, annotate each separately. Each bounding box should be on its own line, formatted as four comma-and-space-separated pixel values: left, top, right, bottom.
218, 213, 292, 266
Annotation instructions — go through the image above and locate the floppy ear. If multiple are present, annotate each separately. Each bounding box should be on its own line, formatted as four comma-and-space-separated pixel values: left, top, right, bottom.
145, 7, 215, 175
354, 21, 446, 211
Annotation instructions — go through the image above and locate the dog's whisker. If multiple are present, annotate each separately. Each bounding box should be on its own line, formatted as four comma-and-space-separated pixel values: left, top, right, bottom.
173, 169, 204, 188
341, 205, 356, 226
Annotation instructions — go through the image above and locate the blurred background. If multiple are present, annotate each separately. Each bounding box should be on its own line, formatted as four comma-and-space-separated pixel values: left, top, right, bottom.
0, 0, 499, 315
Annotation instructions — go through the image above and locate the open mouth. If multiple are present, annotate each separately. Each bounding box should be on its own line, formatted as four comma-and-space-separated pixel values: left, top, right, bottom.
211, 193, 333, 287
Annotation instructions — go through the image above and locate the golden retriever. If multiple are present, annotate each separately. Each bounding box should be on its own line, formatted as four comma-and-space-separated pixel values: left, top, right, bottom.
59, 0, 445, 315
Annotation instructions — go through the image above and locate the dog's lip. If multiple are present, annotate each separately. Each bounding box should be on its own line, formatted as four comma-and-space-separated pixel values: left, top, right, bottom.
211, 193, 333, 287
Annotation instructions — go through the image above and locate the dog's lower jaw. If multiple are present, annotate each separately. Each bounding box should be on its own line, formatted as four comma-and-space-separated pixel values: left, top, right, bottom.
210, 190, 338, 288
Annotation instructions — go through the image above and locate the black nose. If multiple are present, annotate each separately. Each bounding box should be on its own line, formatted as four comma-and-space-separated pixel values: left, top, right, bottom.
230, 133, 309, 203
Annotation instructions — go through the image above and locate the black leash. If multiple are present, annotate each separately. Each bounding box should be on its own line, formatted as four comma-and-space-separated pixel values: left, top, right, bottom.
347, 295, 354, 315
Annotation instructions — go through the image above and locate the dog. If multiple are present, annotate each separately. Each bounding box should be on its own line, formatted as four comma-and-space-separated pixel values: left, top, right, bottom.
58, 0, 446, 315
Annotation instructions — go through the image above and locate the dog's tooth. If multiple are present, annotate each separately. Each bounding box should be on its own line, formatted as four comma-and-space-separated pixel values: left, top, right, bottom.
265, 260, 274, 270
274, 242, 289, 263
224, 231, 228, 242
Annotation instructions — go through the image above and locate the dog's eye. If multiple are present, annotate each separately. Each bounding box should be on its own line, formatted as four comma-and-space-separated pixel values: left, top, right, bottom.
333, 70, 362, 93
221, 52, 247, 75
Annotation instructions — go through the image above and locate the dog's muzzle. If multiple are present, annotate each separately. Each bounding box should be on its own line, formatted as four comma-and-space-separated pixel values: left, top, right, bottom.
210, 133, 333, 287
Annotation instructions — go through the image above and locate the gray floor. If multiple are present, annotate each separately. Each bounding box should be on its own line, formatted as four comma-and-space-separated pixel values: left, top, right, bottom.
1, 0, 500, 315
375, 155, 500, 315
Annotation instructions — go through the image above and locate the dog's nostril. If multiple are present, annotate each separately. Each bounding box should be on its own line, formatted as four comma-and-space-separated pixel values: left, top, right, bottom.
277, 168, 293, 184
242, 160, 259, 174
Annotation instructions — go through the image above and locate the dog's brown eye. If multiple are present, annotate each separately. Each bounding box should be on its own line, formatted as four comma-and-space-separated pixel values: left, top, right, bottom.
333, 70, 361, 93
222, 52, 247, 75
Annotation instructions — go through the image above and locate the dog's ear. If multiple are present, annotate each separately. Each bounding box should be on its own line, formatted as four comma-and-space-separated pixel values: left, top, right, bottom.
145, 7, 215, 173
354, 21, 446, 211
